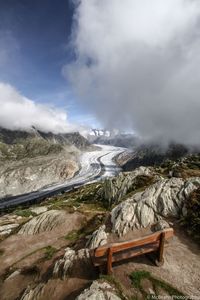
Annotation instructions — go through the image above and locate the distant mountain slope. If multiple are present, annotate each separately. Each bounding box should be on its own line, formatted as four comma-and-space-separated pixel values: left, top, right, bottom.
0, 127, 90, 158
120, 143, 199, 171
89, 133, 138, 148
0, 127, 91, 198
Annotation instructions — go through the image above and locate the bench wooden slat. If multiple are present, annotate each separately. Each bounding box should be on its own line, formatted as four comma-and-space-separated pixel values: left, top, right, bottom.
90, 228, 174, 274
92, 242, 160, 266
94, 228, 173, 257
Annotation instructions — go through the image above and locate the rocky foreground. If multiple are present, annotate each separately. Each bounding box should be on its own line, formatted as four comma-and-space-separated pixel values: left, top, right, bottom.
0, 156, 200, 299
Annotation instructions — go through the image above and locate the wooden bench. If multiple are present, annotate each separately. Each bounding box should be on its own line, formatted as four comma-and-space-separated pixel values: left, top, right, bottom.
90, 228, 174, 275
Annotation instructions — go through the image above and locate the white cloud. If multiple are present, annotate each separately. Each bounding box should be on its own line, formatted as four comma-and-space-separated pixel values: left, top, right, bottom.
64, 0, 200, 145
0, 82, 79, 133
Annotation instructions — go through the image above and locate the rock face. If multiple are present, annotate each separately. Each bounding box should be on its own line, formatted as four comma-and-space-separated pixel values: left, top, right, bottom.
53, 248, 90, 279
18, 210, 66, 235
76, 280, 121, 300
102, 166, 153, 206
87, 225, 108, 249
111, 177, 200, 236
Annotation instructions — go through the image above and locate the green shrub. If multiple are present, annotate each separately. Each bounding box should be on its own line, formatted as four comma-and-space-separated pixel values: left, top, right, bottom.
15, 209, 37, 218
65, 230, 80, 241
43, 246, 57, 260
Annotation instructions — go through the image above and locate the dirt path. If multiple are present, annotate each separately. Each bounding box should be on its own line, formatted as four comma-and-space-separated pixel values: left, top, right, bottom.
0, 211, 86, 275
112, 224, 200, 298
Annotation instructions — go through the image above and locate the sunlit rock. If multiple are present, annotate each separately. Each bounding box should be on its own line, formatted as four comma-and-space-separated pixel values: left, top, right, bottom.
18, 210, 66, 235
87, 225, 108, 249
111, 177, 200, 236
76, 280, 121, 300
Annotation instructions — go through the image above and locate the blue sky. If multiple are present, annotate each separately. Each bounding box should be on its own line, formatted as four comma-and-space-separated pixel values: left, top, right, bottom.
1, 0, 200, 143
0, 0, 98, 128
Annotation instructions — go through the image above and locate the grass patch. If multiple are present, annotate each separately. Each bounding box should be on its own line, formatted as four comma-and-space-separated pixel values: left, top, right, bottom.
63, 213, 106, 249
14, 209, 37, 218
130, 270, 151, 289
43, 246, 57, 260
130, 270, 184, 299
44, 182, 105, 212
65, 230, 81, 242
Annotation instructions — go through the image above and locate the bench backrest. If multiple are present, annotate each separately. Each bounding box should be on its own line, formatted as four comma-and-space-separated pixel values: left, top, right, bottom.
93, 228, 174, 258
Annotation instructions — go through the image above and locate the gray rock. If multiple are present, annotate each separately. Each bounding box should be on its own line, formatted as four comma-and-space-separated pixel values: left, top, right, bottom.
0, 213, 23, 235
0, 223, 20, 236
53, 248, 76, 279
30, 206, 48, 215
102, 166, 154, 206
76, 280, 121, 300
153, 220, 170, 232
87, 225, 108, 249
111, 177, 200, 236
18, 210, 66, 235
53, 248, 90, 279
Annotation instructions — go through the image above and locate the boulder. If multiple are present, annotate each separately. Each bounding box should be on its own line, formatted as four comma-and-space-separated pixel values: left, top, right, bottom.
53, 248, 76, 279
153, 220, 170, 232
76, 280, 121, 300
0, 223, 20, 236
0, 214, 22, 235
86, 225, 108, 249
18, 210, 66, 235
30, 206, 48, 215
53, 248, 90, 279
111, 177, 200, 236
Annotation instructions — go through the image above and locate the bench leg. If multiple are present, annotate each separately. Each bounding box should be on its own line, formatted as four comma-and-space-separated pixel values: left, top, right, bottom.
155, 232, 165, 267
107, 247, 113, 275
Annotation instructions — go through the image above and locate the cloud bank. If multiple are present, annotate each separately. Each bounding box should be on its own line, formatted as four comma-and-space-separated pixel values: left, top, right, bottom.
0, 82, 78, 133
64, 0, 200, 145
